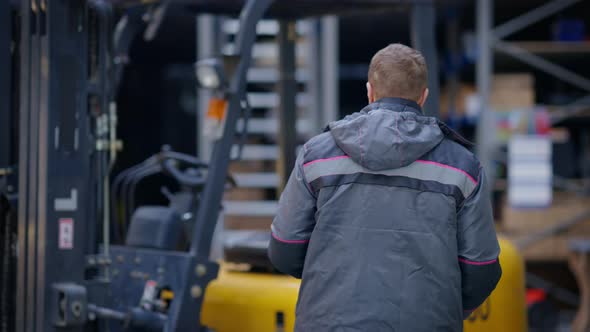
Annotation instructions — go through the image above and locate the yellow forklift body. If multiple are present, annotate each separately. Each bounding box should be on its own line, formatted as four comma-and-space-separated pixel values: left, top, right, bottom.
201, 267, 300, 331
201, 238, 527, 332
464, 237, 528, 332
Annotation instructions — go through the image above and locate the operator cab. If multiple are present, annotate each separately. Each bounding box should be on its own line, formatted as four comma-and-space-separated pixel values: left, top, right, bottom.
120, 146, 274, 270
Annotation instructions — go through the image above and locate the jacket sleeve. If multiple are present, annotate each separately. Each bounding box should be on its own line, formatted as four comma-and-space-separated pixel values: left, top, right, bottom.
457, 169, 502, 319
268, 150, 317, 279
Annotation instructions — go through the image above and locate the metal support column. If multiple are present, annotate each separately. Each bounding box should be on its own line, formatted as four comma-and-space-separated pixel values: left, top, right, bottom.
321, 16, 339, 124
445, 8, 460, 124
197, 15, 218, 161
17, 1, 37, 329
411, 3, 440, 117
0, 0, 11, 168
277, 20, 298, 191
197, 15, 224, 261
306, 19, 323, 134
476, 0, 495, 181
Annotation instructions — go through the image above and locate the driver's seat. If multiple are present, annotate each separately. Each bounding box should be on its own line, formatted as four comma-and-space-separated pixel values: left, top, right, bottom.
223, 230, 274, 270
126, 206, 183, 250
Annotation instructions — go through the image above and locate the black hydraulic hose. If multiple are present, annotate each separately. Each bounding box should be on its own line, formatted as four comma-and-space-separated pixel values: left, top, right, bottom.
161, 160, 205, 188
111, 165, 140, 242
160, 151, 208, 168
111, 157, 157, 240
111, 164, 140, 236
127, 151, 210, 205
126, 165, 162, 219
120, 164, 159, 232
112, 151, 206, 240
121, 163, 161, 216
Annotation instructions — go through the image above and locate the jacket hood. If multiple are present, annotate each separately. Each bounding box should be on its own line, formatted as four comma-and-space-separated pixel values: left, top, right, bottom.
328, 98, 444, 171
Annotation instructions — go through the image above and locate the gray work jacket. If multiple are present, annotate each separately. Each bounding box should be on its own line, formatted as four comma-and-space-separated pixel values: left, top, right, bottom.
269, 98, 501, 332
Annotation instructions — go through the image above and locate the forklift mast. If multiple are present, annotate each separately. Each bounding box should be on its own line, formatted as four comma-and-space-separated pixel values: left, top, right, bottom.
17, 1, 96, 331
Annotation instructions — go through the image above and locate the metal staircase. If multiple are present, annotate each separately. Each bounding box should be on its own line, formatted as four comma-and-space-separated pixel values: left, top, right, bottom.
223, 18, 313, 229
197, 15, 338, 234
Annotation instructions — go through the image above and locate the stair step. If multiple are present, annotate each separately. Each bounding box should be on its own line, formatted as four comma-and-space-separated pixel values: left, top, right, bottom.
247, 92, 309, 108
224, 200, 278, 217
248, 67, 308, 83
224, 230, 270, 249
223, 19, 309, 35
215, 17, 315, 224
223, 42, 307, 61
233, 172, 279, 188
231, 144, 277, 160
237, 118, 313, 135
231, 144, 301, 161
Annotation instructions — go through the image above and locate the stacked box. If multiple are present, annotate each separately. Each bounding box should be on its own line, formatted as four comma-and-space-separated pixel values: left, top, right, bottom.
508, 135, 552, 208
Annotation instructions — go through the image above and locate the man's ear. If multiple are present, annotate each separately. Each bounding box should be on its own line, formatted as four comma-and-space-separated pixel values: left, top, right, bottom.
366, 82, 375, 104
417, 88, 429, 107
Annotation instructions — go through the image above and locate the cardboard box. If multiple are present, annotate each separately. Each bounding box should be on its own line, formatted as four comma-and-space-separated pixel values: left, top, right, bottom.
490, 90, 535, 110
491, 73, 535, 110
439, 83, 477, 118
492, 73, 534, 90
439, 73, 535, 119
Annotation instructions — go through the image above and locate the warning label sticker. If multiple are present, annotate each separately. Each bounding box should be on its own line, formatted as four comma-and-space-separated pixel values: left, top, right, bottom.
59, 218, 74, 249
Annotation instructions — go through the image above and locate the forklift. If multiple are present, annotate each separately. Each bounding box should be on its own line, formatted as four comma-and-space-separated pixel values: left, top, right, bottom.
3, 0, 527, 331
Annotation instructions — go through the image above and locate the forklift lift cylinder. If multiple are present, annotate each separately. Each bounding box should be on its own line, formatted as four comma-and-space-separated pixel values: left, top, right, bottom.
201, 238, 527, 332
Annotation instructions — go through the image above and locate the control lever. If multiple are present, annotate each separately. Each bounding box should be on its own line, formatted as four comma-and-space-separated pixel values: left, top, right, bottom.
88, 304, 166, 332
160, 186, 174, 202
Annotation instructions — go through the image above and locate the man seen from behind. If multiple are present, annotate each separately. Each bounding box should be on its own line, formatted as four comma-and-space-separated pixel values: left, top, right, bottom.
268, 43, 502, 332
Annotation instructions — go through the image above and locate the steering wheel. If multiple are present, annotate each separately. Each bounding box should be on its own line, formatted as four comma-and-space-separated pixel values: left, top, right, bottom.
158, 148, 236, 189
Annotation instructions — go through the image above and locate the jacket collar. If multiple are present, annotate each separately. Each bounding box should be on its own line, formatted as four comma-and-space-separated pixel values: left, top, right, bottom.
360, 97, 474, 149
361, 97, 423, 115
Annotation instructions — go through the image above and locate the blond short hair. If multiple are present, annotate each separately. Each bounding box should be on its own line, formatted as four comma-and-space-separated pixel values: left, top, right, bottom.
368, 43, 428, 101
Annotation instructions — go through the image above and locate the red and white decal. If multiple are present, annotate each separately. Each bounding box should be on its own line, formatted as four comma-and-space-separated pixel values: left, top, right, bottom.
59, 218, 74, 249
